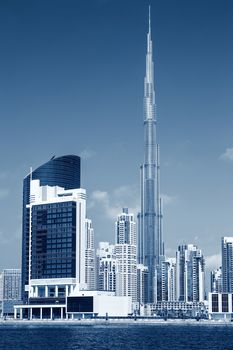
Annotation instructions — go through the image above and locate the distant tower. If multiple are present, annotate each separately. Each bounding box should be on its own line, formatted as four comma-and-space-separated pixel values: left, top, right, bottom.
221, 237, 233, 292
161, 258, 176, 301
115, 208, 136, 245
96, 242, 116, 292
176, 244, 205, 302
85, 219, 96, 290
137, 264, 149, 306
210, 267, 222, 293
137, 7, 164, 303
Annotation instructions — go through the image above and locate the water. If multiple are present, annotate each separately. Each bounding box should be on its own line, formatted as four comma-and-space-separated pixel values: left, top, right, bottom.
0, 323, 232, 350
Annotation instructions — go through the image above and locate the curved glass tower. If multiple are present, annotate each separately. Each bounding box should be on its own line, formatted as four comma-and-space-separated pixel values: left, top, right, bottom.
137, 9, 164, 303
21, 155, 81, 301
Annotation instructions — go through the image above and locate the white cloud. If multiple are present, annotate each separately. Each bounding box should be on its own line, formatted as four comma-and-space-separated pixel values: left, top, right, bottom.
0, 189, 9, 199
80, 149, 96, 160
220, 148, 233, 162
88, 190, 121, 219
88, 185, 140, 220
205, 254, 221, 271
161, 193, 177, 206
113, 185, 132, 198
88, 187, 177, 221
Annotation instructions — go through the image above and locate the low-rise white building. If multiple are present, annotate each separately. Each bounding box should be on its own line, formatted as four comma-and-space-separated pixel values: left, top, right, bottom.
67, 289, 132, 317
14, 289, 132, 319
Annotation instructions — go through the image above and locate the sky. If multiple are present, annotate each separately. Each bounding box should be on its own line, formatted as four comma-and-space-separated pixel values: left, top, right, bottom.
0, 0, 233, 275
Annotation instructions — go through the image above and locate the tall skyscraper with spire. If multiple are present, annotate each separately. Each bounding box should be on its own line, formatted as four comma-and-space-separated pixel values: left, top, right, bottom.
137, 7, 164, 303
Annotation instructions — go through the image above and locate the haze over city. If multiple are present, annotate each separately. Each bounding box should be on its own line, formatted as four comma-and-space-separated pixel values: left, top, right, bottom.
0, 0, 233, 277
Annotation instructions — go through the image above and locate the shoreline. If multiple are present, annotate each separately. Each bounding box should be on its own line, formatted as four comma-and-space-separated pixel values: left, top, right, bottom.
0, 318, 232, 326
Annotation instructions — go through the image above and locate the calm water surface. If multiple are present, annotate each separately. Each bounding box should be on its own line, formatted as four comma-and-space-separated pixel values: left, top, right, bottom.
0, 323, 232, 350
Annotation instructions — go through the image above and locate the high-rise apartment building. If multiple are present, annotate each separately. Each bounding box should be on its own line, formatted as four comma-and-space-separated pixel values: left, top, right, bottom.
85, 219, 95, 290
137, 7, 164, 303
115, 208, 137, 302
21, 155, 80, 301
115, 208, 136, 245
96, 242, 116, 292
0, 269, 21, 315
161, 258, 176, 302
176, 244, 205, 302
221, 237, 233, 292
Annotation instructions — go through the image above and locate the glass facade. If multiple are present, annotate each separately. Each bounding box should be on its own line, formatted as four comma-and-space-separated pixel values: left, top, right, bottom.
67, 296, 93, 313
31, 201, 76, 279
21, 155, 80, 301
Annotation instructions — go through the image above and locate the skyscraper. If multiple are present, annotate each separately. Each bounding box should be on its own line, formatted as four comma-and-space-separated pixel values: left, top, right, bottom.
115, 208, 137, 302
96, 242, 116, 292
115, 208, 136, 246
176, 244, 205, 302
85, 219, 96, 290
27, 180, 86, 300
161, 258, 176, 302
221, 237, 233, 292
21, 155, 81, 301
137, 8, 164, 303
137, 264, 148, 306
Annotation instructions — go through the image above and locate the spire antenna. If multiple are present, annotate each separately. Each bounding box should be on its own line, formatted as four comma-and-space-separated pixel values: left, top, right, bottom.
149, 5, 151, 35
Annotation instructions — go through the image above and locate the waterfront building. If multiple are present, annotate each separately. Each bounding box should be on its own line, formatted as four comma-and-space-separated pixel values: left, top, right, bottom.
85, 219, 96, 290
137, 7, 164, 303
209, 292, 233, 320
221, 237, 233, 292
21, 155, 80, 301
19, 179, 87, 319
0, 269, 21, 316
15, 289, 132, 319
155, 300, 207, 318
176, 244, 205, 302
67, 289, 132, 317
115, 209, 137, 302
210, 267, 222, 293
96, 242, 116, 292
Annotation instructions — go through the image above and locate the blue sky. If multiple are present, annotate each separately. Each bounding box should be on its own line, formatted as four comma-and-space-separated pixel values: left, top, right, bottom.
0, 0, 233, 273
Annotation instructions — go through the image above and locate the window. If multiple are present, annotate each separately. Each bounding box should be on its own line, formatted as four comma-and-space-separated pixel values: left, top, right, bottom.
67, 297, 93, 313
222, 294, 229, 312
212, 294, 219, 312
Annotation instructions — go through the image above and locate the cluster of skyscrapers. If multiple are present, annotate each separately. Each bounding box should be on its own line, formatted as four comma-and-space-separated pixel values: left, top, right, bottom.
0, 10, 232, 319
14, 11, 206, 318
